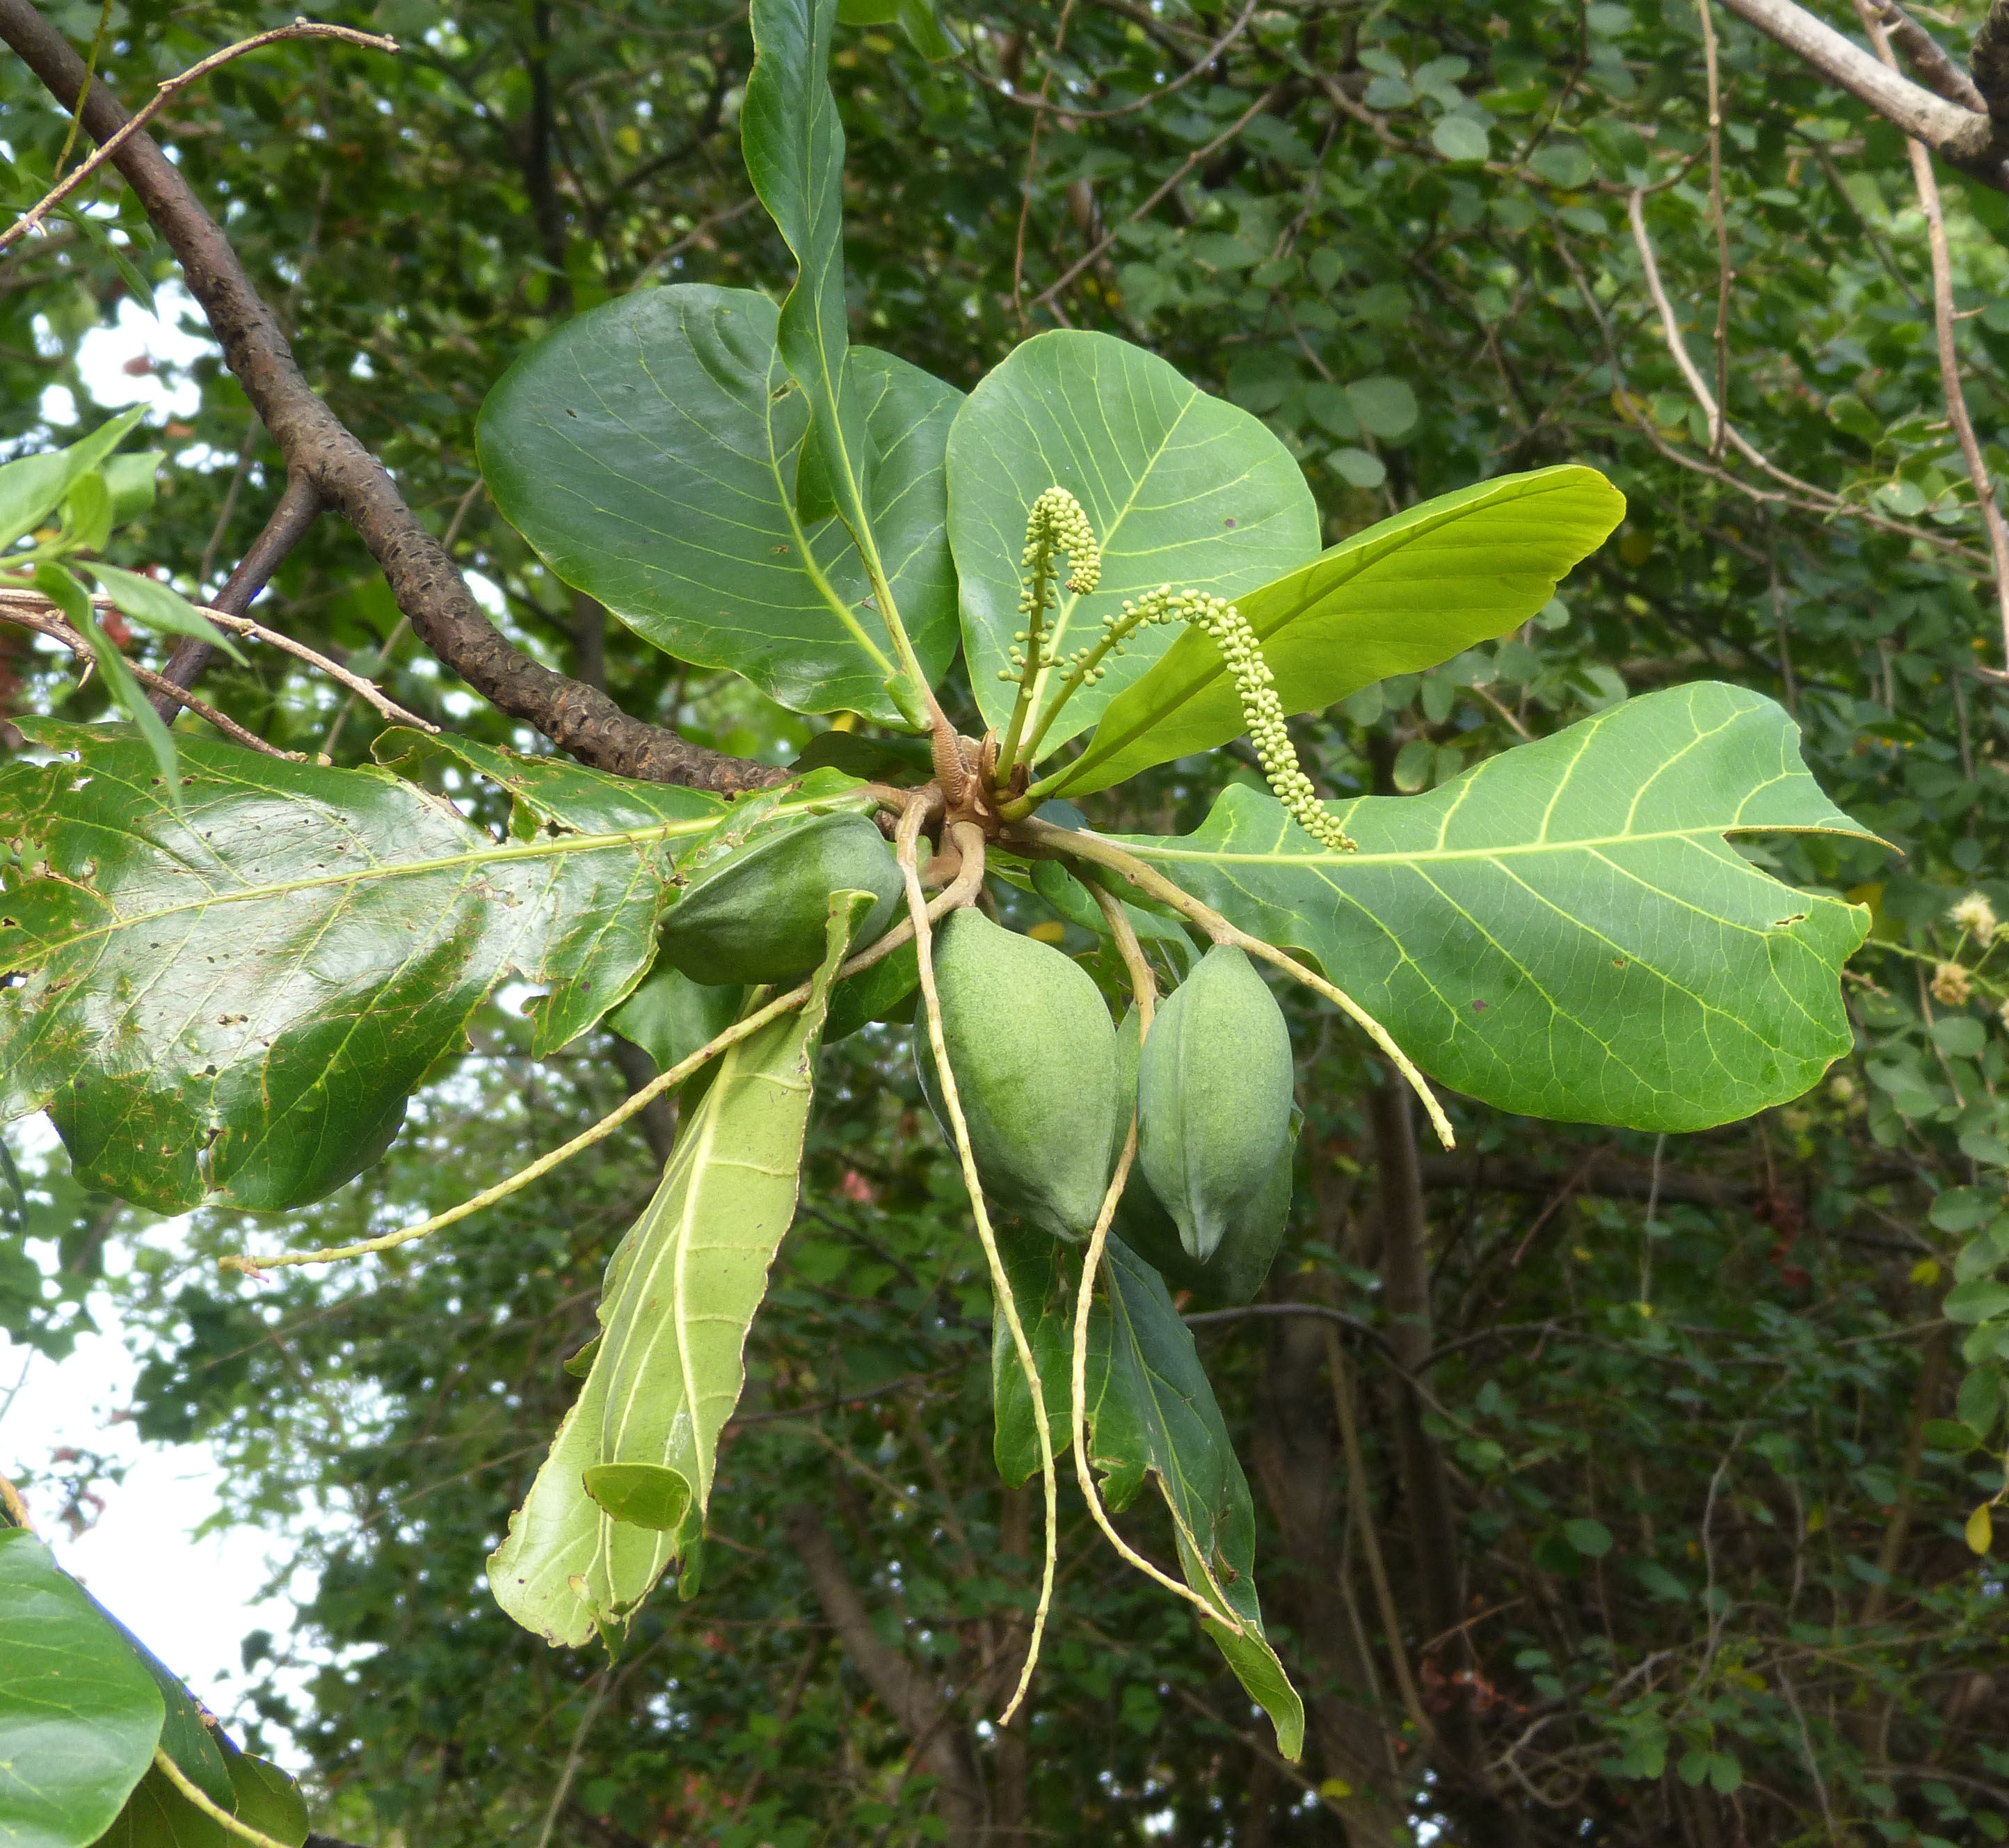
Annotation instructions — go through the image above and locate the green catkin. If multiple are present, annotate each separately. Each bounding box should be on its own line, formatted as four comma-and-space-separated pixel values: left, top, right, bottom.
1000, 487, 1102, 684
1066, 585, 1358, 854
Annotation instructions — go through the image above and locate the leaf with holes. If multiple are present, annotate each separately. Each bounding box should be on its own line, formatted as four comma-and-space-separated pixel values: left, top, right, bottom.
1111, 684, 1873, 1129
0, 722, 835, 1212
948, 329, 1319, 751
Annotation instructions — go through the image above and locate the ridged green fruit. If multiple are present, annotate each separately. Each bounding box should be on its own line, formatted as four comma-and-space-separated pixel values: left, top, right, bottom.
658, 811, 902, 987
915, 909, 1118, 1240
1111, 1007, 1293, 1305
1136, 945, 1294, 1261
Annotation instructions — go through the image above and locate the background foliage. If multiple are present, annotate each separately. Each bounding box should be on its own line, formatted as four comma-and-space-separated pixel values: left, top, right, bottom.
3, 0, 2008, 1842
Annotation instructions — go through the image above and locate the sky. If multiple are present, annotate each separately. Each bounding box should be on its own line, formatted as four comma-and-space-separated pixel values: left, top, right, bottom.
3, 283, 319, 1765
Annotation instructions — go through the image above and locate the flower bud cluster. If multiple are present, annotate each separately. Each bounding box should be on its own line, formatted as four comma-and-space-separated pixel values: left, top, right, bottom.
1001, 488, 1101, 683
1079, 584, 1357, 854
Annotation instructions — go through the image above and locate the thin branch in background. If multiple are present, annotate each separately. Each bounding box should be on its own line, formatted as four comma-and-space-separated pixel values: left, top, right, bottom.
48, 0, 112, 187
1874, 0, 1985, 109
1010, 0, 1080, 333
0, 20, 400, 255
534, 1671, 609, 1848
970, 0, 1256, 122
1032, 83, 1287, 313
1768, 530, 1799, 713
1697, 0, 1734, 459
321, 477, 484, 756
196, 424, 261, 589
1855, 0, 2009, 675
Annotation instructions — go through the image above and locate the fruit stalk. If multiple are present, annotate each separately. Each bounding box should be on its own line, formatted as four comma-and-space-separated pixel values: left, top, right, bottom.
897, 804, 1058, 1726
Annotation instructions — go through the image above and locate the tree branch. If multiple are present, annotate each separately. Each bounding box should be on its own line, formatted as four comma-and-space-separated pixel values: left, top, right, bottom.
1875, 1, 1985, 111
1716, 0, 2009, 188
780, 1504, 987, 1847
0, 0, 784, 794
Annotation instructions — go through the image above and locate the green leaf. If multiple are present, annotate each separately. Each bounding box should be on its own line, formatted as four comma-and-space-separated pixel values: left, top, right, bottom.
1432, 114, 1490, 161
90, 1764, 230, 1848
989, 1225, 1305, 1760
1345, 376, 1418, 440
1564, 1517, 1614, 1556
1946, 1280, 2009, 1325
101, 455, 162, 527
490, 896, 858, 1646
0, 410, 145, 555
61, 472, 114, 556
0, 723, 753, 1211
947, 328, 1319, 752
81, 566, 246, 667
0, 1527, 164, 1848
477, 285, 960, 724
1113, 685, 1875, 1129
744, 0, 911, 681
220, 1750, 307, 1848
895, 0, 959, 58
1050, 465, 1624, 796
33, 564, 181, 799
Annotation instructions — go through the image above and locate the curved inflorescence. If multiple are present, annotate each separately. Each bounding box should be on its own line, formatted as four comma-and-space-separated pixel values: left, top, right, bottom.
1002, 487, 1101, 685
1070, 584, 1358, 854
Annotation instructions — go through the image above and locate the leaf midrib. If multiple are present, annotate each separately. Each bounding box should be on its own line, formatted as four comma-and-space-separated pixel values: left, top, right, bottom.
10, 794, 856, 959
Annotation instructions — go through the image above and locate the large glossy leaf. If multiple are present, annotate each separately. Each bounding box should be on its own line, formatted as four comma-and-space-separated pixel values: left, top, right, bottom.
477, 285, 960, 722
991, 1225, 1305, 1759
1049, 464, 1627, 797
0, 1528, 163, 1848
948, 329, 1319, 749
490, 898, 855, 1647
1114, 684, 1874, 1130
744, 0, 902, 637
0, 722, 758, 1212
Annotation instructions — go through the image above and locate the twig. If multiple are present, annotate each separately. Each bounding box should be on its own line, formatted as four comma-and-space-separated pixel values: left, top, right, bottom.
1011, 0, 1079, 332
0, 587, 433, 734
154, 471, 323, 715
225, 822, 984, 1273
1031, 83, 1286, 312
0, 601, 304, 759
1697, 0, 1734, 459
972, 0, 1256, 122
0, 0, 778, 792
1875, 1, 1985, 109
0, 20, 400, 255
1856, 0, 2009, 672
150, 1748, 293, 1848
898, 803, 1057, 1726
1073, 884, 1244, 1630
534, 1672, 609, 1848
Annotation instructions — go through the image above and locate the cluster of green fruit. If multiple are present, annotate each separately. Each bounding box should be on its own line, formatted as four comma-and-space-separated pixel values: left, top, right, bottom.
618, 806, 1297, 1308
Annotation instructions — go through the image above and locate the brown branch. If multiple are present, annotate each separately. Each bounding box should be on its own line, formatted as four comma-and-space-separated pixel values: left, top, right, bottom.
1875, 1, 1985, 110
0, 0, 783, 795
1715, 0, 2009, 188
1856, 0, 2009, 673
152, 471, 322, 714
1973, 0, 2009, 118
0, 20, 399, 254
780, 1504, 986, 1847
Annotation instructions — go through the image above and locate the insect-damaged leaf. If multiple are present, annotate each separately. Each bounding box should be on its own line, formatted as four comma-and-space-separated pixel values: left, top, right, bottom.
489, 896, 859, 1648
477, 285, 960, 723
1050, 464, 1626, 796
1114, 684, 1876, 1130
0, 723, 726, 1212
991, 1223, 1306, 1760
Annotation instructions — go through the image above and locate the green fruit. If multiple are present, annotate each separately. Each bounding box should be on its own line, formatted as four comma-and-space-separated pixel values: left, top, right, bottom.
1112, 1006, 1293, 1305
658, 811, 902, 987
915, 909, 1118, 1240
1136, 945, 1293, 1261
